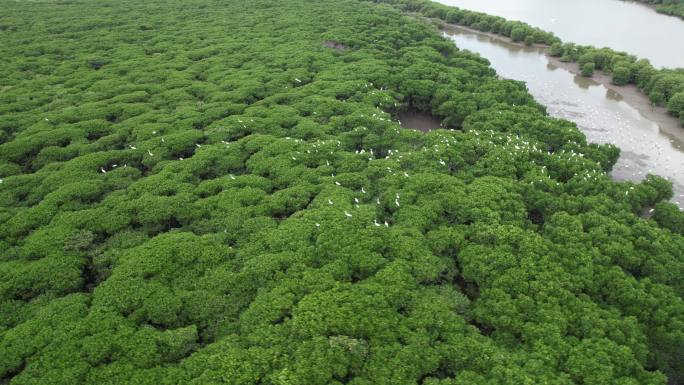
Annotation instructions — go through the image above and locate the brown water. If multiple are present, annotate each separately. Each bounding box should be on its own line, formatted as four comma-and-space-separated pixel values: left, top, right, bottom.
435, 0, 684, 69
445, 27, 684, 209
398, 110, 442, 132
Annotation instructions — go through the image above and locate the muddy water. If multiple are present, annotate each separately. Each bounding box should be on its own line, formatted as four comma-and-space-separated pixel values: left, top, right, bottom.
398, 110, 442, 132
445, 27, 684, 208
434, 0, 684, 69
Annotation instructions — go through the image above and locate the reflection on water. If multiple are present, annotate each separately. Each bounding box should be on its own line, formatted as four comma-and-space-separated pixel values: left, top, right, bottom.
435, 0, 684, 68
445, 28, 684, 209
398, 110, 442, 132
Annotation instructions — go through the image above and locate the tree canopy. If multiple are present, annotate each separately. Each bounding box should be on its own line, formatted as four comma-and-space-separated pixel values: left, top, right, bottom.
1, 0, 684, 384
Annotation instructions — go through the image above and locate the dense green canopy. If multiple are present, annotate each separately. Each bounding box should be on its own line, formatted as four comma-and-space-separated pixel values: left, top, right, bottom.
1, 0, 684, 384
633, 0, 684, 20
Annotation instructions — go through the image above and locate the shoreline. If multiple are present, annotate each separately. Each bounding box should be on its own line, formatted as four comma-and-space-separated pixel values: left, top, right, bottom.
438, 23, 684, 142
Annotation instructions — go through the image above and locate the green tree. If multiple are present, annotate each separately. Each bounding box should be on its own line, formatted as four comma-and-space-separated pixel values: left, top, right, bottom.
667, 91, 684, 117
612, 66, 632, 86
581, 62, 595, 77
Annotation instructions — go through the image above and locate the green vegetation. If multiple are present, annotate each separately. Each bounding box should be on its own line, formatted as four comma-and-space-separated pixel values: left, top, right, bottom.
373, 0, 684, 126
1, 0, 684, 384
629, 0, 684, 20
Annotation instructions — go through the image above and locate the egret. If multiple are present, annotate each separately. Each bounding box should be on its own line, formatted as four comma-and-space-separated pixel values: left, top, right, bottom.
384, 220, 389, 227
328, 199, 334, 205
230, 174, 236, 180
147, 150, 154, 156
129, 145, 137, 150
315, 223, 321, 228
196, 143, 201, 148
361, 187, 366, 194
100, 167, 107, 174
335, 181, 341, 186
395, 199, 400, 207
344, 211, 352, 218
354, 198, 359, 204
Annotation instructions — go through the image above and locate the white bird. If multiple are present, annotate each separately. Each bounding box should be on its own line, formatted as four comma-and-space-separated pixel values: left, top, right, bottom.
0, 178, 3, 183
361, 187, 366, 194
395, 199, 400, 207
315, 223, 321, 228
373, 219, 381, 227
161, 137, 165, 143
196, 143, 201, 148
295, 78, 301, 83
147, 150, 154, 156
376, 198, 381, 205
100, 167, 107, 174
328, 199, 334, 205
344, 211, 352, 218
384, 221, 389, 227
179, 157, 184, 160
152, 130, 157, 135
354, 198, 359, 204
439, 159, 446, 166
292, 156, 297, 160
230, 174, 236, 180
129, 145, 137, 150
335, 181, 341, 186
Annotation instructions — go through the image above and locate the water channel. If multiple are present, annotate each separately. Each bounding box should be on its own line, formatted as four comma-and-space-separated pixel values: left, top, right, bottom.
443, 26, 684, 209
434, 0, 684, 69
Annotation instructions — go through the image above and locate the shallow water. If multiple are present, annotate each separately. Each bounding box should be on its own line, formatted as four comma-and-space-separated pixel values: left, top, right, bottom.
435, 0, 684, 69
445, 27, 684, 208
398, 110, 442, 132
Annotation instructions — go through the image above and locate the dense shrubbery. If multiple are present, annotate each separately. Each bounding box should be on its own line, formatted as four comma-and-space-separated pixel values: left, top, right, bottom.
631, 0, 684, 19
371, 0, 684, 126
1, 0, 684, 384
